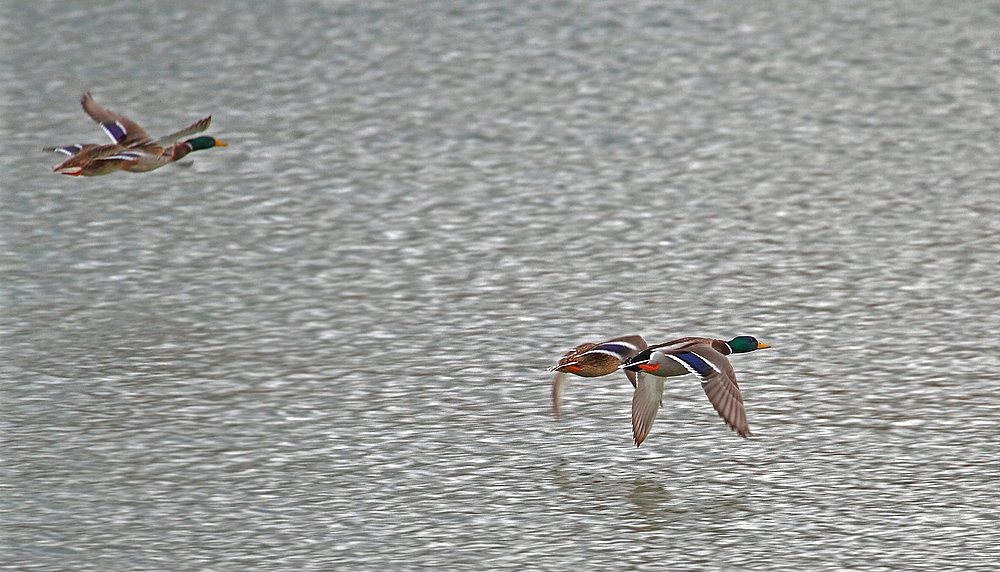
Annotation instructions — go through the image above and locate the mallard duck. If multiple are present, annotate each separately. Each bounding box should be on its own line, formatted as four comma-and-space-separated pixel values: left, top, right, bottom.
548, 334, 648, 418
621, 336, 769, 446
46, 92, 226, 176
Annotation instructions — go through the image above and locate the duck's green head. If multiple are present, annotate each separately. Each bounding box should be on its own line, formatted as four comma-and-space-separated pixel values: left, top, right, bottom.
186, 136, 228, 151
727, 336, 770, 354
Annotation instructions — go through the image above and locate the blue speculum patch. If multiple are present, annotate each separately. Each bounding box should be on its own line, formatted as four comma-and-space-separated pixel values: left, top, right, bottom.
103, 122, 127, 142
674, 352, 715, 377
594, 342, 632, 356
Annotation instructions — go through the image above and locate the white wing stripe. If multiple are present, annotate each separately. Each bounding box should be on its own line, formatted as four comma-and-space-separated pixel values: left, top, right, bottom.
580, 349, 627, 360
661, 352, 721, 381
602, 341, 639, 352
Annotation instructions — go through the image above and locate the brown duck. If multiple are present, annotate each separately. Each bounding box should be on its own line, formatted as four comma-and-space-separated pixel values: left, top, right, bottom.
548, 334, 648, 418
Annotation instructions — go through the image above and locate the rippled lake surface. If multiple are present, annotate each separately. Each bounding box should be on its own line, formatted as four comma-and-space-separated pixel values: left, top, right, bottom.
4, 1, 1000, 570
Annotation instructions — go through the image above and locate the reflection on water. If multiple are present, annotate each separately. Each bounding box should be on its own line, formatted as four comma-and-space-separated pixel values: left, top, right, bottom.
5, 0, 1000, 570
626, 478, 677, 524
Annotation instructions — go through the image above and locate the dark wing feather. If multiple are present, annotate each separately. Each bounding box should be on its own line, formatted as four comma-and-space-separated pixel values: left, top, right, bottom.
602, 334, 648, 387
686, 345, 751, 437
654, 343, 750, 437
81, 92, 153, 146
150, 116, 212, 147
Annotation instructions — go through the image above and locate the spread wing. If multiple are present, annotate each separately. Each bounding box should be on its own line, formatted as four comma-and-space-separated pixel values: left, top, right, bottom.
45, 143, 100, 156
659, 345, 750, 437
631, 372, 665, 447
611, 334, 649, 387
81, 92, 153, 146
150, 116, 212, 147
551, 372, 570, 419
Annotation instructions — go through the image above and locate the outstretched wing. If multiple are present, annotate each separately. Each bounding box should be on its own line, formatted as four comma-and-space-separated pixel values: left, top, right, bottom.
150, 116, 212, 148
658, 345, 750, 437
44, 143, 100, 156
81, 92, 153, 146
551, 372, 570, 419
631, 372, 665, 447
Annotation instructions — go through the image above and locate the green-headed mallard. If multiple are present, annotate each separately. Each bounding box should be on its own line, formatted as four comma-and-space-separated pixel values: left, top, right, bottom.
46, 92, 226, 176
548, 334, 648, 418
621, 336, 769, 446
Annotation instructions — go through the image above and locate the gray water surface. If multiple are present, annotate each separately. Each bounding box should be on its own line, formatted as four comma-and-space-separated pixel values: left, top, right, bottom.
3, 1, 1000, 570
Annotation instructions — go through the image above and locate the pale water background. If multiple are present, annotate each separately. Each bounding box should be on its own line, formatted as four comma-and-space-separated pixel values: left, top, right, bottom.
3, 1, 1000, 570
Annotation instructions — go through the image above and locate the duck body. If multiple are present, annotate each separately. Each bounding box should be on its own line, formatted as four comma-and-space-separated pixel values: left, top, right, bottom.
621, 336, 768, 446
548, 334, 647, 418
47, 93, 224, 176
48, 143, 138, 177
